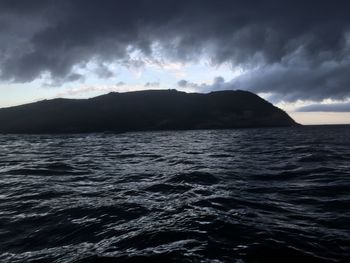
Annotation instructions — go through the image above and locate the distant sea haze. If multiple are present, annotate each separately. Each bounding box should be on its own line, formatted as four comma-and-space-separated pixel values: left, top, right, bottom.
0, 126, 349, 262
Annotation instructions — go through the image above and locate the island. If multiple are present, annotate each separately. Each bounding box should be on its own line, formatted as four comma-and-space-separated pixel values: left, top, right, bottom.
0, 90, 299, 134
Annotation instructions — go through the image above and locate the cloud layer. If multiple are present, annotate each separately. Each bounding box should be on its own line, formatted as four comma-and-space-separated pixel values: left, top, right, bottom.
297, 102, 350, 112
1, 0, 350, 102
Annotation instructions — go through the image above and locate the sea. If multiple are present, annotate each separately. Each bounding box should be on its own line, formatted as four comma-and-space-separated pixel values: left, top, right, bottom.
0, 125, 349, 263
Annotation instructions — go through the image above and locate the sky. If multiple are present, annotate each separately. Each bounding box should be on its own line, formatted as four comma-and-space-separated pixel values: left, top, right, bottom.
0, 0, 350, 125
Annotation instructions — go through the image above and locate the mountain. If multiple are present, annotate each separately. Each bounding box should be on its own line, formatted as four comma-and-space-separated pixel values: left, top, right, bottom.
0, 90, 298, 134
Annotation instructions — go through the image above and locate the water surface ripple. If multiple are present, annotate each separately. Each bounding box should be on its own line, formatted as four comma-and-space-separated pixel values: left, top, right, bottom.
0, 126, 349, 262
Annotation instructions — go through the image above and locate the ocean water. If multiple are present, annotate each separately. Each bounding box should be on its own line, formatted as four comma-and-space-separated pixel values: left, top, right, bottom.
0, 126, 349, 263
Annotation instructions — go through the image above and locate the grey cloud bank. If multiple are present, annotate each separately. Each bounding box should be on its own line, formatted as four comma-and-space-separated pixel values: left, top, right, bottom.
0, 0, 350, 103
297, 102, 350, 112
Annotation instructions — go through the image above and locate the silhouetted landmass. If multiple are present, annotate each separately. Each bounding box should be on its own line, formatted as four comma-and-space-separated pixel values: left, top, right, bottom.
0, 90, 299, 134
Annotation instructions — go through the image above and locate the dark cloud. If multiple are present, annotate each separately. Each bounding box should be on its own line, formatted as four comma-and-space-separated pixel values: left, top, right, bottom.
94, 63, 114, 79
183, 76, 227, 91
116, 81, 126, 86
144, 82, 160, 88
297, 102, 350, 112
177, 80, 200, 89
207, 60, 350, 102
0, 0, 350, 102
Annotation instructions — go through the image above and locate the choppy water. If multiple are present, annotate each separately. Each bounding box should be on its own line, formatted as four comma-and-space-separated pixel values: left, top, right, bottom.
0, 126, 349, 263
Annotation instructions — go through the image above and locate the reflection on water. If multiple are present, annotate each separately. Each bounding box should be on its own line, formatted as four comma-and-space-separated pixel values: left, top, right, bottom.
0, 126, 350, 262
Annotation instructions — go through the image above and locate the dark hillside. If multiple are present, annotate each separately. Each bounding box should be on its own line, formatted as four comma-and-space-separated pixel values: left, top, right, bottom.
0, 90, 298, 134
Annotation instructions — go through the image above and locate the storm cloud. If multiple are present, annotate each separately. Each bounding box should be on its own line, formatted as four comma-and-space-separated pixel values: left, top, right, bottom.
200, 61, 350, 102
1, 0, 350, 102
